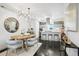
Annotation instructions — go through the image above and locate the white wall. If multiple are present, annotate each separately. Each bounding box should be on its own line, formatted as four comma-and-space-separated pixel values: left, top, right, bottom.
77, 4, 79, 32
64, 4, 77, 31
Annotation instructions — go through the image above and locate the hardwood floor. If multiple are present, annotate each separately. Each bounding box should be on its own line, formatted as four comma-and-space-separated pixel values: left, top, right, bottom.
0, 41, 65, 56
36, 41, 65, 56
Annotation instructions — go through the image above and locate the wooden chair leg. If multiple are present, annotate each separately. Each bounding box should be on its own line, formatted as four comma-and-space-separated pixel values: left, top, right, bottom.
6, 50, 8, 56
22, 46, 23, 49
15, 49, 17, 55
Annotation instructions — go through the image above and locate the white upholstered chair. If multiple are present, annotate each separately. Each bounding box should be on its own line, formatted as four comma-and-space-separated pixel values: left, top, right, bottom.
25, 36, 38, 47
5, 40, 23, 56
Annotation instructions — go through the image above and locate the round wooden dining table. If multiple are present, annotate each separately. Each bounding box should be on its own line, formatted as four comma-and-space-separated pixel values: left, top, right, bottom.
10, 34, 35, 49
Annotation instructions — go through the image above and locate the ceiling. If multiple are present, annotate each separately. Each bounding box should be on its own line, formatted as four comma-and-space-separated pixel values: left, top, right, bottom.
0, 3, 69, 19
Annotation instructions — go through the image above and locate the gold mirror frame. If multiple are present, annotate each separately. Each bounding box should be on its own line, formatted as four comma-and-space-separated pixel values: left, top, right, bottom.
4, 17, 19, 33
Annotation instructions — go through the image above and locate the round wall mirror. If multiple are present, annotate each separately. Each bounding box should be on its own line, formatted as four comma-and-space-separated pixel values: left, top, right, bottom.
4, 17, 19, 33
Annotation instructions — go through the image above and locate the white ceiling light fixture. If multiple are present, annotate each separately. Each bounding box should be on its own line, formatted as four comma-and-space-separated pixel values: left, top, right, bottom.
17, 10, 28, 18
27, 8, 32, 29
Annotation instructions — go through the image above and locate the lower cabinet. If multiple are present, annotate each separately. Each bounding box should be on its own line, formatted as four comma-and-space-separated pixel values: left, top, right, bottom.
41, 31, 60, 41
66, 47, 78, 56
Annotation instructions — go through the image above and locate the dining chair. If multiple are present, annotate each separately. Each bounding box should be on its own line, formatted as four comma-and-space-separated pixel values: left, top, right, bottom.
25, 37, 38, 47
5, 40, 23, 56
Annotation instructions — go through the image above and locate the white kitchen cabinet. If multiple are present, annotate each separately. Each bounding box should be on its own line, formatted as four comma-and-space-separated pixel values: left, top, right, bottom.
66, 47, 78, 56
41, 31, 60, 41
